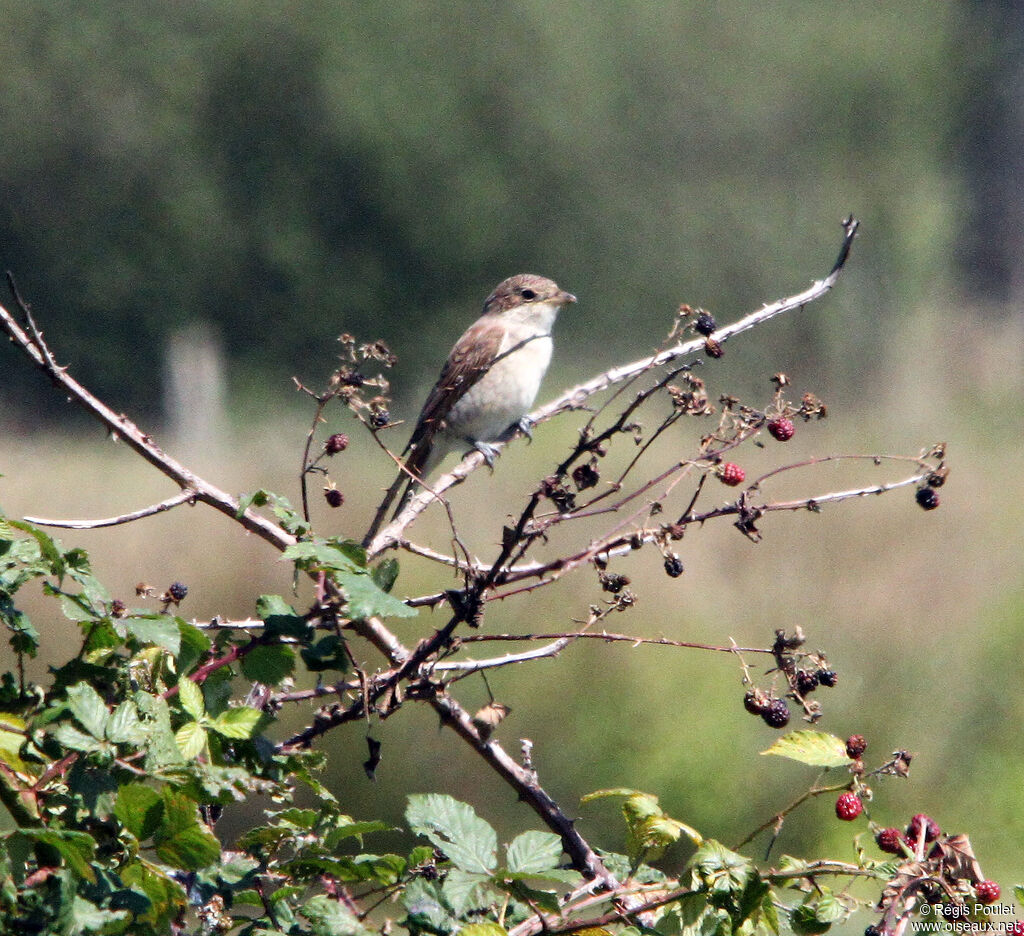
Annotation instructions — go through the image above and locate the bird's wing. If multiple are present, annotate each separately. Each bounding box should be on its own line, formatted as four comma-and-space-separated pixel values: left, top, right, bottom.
402, 318, 503, 477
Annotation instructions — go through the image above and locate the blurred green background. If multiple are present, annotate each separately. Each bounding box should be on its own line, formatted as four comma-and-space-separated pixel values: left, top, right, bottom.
2, 0, 1022, 911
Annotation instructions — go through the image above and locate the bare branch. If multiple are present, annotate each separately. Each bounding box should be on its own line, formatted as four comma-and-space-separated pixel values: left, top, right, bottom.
24, 491, 196, 529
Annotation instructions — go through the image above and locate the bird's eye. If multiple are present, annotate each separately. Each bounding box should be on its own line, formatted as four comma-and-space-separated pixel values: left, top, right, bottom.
519, 288, 537, 300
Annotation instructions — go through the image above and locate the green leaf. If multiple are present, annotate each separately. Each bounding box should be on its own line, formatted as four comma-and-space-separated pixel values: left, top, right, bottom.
134, 692, 186, 770
442, 868, 494, 916
115, 784, 164, 840
335, 569, 416, 620
152, 788, 220, 870
241, 644, 295, 684
300, 894, 366, 935
760, 731, 849, 768
52, 722, 107, 753
401, 876, 455, 935
175, 621, 211, 675
123, 616, 181, 654
176, 677, 205, 720
66, 681, 109, 739
20, 829, 97, 882
406, 794, 497, 874
257, 594, 310, 638
210, 707, 263, 739
0, 714, 28, 773
68, 895, 129, 933
371, 558, 400, 593
59, 592, 99, 623
236, 489, 270, 516
8, 519, 64, 577
691, 840, 753, 894
506, 830, 564, 874
121, 859, 187, 929
175, 721, 208, 760
106, 701, 148, 745
790, 903, 833, 936
459, 924, 508, 936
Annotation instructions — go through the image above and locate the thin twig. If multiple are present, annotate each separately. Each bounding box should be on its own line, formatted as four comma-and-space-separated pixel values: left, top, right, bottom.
24, 491, 196, 529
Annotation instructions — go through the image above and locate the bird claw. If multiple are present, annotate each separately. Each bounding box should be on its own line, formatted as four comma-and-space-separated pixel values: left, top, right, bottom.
516, 416, 535, 442
473, 441, 500, 469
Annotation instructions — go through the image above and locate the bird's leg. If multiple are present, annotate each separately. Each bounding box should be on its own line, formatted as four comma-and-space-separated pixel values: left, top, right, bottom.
515, 415, 535, 442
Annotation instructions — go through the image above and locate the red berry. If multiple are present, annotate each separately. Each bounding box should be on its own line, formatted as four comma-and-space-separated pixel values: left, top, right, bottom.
767, 417, 795, 441
845, 735, 867, 759
325, 433, 350, 455
720, 462, 745, 486
761, 698, 790, 728
906, 813, 940, 843
975, 880, 1000, 904
1007, 922, 1023, 936
835, 791, 863, 821
875, 827, 905, 854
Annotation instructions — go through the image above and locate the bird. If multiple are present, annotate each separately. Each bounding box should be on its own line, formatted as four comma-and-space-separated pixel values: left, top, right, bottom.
364, 274, 576, 542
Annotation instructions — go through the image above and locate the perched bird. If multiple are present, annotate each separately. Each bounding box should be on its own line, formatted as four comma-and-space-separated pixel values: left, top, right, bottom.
365, 274, 575, 540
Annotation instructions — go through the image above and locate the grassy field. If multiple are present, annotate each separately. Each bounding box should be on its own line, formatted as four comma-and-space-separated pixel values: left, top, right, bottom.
1, 304, 1021, 905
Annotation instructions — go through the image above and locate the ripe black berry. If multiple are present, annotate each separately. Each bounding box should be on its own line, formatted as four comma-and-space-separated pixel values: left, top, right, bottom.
325, 433, 350, 455
663, 554, 684, 578
835, 791, 863, 821
694, 311, 717, 336
743, 690, 767, 715
599, 572, 630, 594
110, 599, 127, 619
761, 698, 790, 729
915, 486, 940, 510
845, 735, 867, 759
795, 669, 819, 695
906, 813, 940, 843
572, 462, 600, 490
875, 827, 905, 855
168, 582, 188, 603
324, 488, 344, 508
767, 416, 795, 442
817, 669, 838, 688
370, 408, 390, 429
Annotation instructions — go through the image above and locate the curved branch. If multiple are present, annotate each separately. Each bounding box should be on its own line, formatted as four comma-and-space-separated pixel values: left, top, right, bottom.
24, 491, 196, 529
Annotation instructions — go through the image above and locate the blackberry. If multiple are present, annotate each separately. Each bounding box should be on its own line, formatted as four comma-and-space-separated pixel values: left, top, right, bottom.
168, 582, 188, 603
761, 698, 790, 728
915, 486, 940, 510
694, 311, 717, 336
817, 669, 838, 688
743, 690, 766, 715
572, 462, 600, 490
795, 669, 819, 695
663, 554, 684, 578
324, 487, 344, 508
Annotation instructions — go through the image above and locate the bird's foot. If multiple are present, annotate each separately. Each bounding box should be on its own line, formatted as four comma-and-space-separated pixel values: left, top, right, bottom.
472, 440, 501, 469
515, 415, 535, 442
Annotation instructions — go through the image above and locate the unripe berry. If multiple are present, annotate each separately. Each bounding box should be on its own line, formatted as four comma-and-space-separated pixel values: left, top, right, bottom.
845, 735, 867, 759
743, 690, 767, 715
835, 791, 863, 821
325, 433, 350, 455
719, 462, 745, 486
906, 813, 940, 843
875, 827, 905, 854
767, 416, 795, 442
975, 880, 1000, 904
761, 698, 790, 728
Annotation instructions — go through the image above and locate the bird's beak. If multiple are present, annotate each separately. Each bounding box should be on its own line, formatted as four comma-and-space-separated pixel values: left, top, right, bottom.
558, 290, 577, 306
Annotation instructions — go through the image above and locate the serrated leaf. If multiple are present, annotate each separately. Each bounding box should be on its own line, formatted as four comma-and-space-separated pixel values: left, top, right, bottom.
175, 721, 208, 760
124, 616, 181, 654
443, 868, 494, 915
300, 894, 366, 935
175, 621, 211, 674
121, 859, 187, 929
371, 558, 400, 593
66, 682, 109, 739
406, 794, 497, 874
284, 541, 361, 572
152, 788, 220, 870
241, 644, 295, 684
210, 707, 263, 739
402, 877, 454, 934
0, 714, 28, 774
69, 895, 129, 931
53, 721, 107, 754
106, 701, 148, 745
335, 569, 416, 620
59, 592, 98, 623
506, 830, 564, 874
115, 784, 164, 840
134, 692, 186, 769
8, 520, 64, 577
459, 924, 508, 936
176, 677, 205, 720
760, 731, 849, 768
257, 594, 310, 638
20, 828, 97, 882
